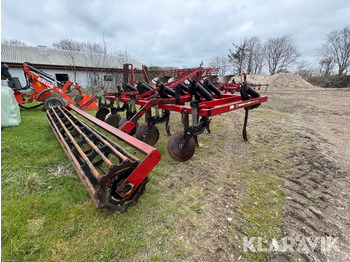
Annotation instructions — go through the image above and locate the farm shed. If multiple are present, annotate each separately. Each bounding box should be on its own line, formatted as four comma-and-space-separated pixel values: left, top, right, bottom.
1, 44, 142, 90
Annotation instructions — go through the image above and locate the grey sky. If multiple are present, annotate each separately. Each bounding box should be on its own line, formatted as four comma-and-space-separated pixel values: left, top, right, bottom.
1, 0, 350, 69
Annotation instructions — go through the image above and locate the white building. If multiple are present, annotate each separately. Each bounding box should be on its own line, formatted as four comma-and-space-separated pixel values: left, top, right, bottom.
1, 44, 142, 90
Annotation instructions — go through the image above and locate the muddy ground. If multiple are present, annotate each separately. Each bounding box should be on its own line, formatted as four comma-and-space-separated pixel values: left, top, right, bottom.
265, 88, 350, 262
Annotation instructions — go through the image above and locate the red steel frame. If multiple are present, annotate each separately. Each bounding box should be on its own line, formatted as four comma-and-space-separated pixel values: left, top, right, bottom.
161, 67, 219, 77
217, 73, 268, 94
74, 67, 268, 199
82, 68, 268, 136
102, 90, 267, 134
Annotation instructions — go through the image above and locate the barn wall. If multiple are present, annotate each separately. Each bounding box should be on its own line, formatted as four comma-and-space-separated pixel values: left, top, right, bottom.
1, 66, 123, 91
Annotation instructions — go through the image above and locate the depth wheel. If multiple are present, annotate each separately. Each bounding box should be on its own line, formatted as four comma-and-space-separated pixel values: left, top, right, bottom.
167, 131, 196, 162
43, 96, 65, 111
105, 113, 121, 128
136, 123, 160, 146
95, 108, 110, 121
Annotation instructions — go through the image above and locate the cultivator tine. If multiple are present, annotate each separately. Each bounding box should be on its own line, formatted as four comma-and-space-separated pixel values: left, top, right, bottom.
165, 115, 171, 136
243, 109, 249, 141
46, 106, 154, 213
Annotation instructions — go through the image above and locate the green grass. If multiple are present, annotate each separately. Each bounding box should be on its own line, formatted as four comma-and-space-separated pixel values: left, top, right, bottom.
1, 100, 295, 261
231, 99, 296, 261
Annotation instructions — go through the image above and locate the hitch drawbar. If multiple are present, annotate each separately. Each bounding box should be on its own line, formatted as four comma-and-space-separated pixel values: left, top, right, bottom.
46, 105, 161, 213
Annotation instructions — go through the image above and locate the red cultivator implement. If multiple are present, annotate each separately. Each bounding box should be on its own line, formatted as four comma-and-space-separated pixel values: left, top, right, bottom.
45, 65, 267, 213
217, 73, 269, 94
94, 67, 268, 162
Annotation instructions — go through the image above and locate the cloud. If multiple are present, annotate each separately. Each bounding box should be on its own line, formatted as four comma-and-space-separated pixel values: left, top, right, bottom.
1, 0, 350, 68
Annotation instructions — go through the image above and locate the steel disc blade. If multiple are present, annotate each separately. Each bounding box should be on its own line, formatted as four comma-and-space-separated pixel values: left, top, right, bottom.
118, 117, 128, 128
95, 108, 110, 121
118, 118, 138, 136
167, 131, 196, 162
136, 123, 160, 146
243, 109, 249, 141
105, 114, 121, 128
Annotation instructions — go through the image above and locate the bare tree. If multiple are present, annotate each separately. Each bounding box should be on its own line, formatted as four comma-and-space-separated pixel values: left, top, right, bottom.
209, 56, 230, 76
83, 38, 120, 90
228, 41, 247, 74
53, 37, 118, 88
250, 38, 264, 74
228, 36, 264, 74
296, 59, 317, 77
319, 25, 350, 76
2, 38, 28, 45
53, 36, 140, 90
319, 58, 335, 76
263, 35, 300, 75
53, 38, 106, 54
245, 36, 261, 74
116, 49, 140, 68
53, 38, 84, 82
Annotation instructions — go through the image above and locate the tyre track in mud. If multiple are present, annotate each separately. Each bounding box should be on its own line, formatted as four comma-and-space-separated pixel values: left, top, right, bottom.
266, 89, 350, 262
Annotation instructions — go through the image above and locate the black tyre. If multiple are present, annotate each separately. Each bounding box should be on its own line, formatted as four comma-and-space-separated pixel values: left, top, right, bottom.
43, 96, 65, 111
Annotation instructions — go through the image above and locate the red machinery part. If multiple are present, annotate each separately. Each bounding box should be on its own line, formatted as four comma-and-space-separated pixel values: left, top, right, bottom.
45, 66, 268, 213
21, 63, 98, 110
93, 67, 268, 162
47, 104, 161, 213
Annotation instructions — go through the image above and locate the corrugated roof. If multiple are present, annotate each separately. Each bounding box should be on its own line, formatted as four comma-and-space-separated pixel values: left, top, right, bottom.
1, 44, 142, 69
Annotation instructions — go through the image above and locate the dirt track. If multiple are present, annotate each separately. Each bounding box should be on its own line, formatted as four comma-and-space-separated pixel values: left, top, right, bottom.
265, 88, 350, 261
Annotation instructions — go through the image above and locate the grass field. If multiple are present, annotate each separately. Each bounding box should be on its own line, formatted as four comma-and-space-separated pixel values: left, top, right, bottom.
1, 100, 293, 261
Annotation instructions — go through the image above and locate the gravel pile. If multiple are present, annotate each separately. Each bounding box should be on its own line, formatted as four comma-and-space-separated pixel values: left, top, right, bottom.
231, 73, 316, 90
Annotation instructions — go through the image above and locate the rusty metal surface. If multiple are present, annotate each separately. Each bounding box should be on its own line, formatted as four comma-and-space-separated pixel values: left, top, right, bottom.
95, 107, 110, 121
135, 123, 160, 146
105, 113, 121, 128
46, 107, 149, 213
167, 131, 196, 162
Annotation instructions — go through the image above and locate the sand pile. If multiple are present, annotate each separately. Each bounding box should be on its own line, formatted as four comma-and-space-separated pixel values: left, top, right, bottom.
231, 73, 316, 90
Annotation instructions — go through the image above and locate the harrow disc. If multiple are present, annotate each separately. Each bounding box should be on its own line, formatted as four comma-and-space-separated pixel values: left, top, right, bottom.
118, 117, 128, 127
167, 131, 196, 162
118, 117, 138, 136
95, 107, 110, 121
136, 123, 160, 146
105, 113, 121, 128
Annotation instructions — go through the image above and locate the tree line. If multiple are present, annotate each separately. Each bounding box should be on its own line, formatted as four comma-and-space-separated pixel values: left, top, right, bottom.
209, 25, 350, 77
3, 25, 349, 79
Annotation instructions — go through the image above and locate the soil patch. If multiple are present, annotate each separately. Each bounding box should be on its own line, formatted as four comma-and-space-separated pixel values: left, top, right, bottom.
265, 88, 350, 262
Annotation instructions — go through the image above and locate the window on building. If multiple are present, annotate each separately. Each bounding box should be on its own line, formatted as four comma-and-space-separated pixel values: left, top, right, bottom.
55, 74, 69, 88
104, 75, 113, 81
